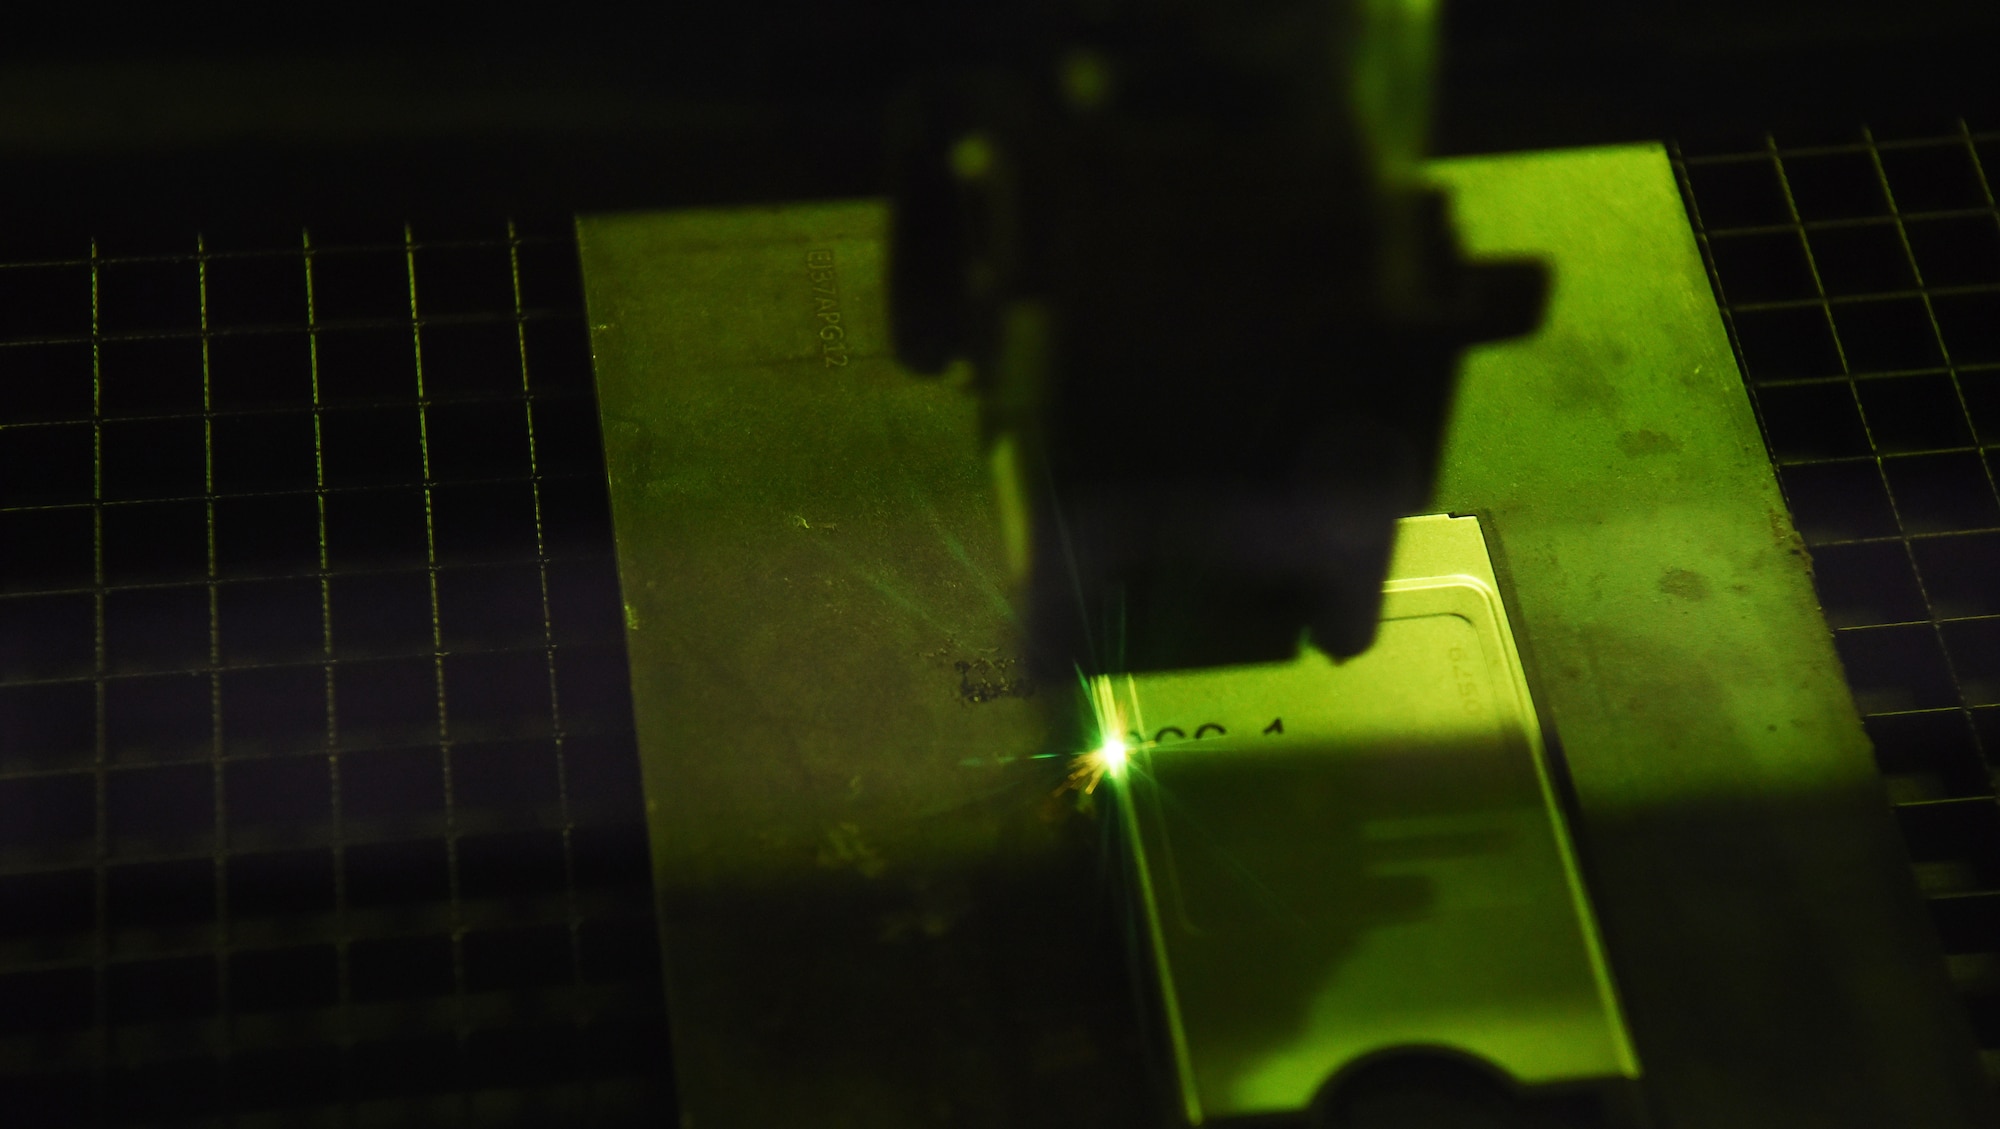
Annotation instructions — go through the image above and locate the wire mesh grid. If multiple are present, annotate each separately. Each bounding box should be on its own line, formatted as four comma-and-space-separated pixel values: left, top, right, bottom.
0, 223, 669, 1126
1673, 119, 2000, 1065
1, 121, 1995, 1121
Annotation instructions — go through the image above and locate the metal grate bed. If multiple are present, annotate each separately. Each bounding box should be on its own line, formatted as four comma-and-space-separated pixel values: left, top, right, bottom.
1673, 119, 2000, 1070
0, 222, 670, 1126
0, 115, 1998, 1124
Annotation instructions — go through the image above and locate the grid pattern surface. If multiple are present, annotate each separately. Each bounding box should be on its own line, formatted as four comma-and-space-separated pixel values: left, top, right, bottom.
3, 127, 1997, 1121
0, 222, 668, 1125
1674, 120, 2000, 1071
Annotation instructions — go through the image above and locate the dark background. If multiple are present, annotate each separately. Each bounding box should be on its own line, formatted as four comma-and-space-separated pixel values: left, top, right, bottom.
0, 220, 669, 1125
1, 6, 1999, 1124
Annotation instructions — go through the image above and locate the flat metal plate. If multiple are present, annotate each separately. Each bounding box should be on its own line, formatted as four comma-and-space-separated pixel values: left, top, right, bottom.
1424, 147, 1989, 1128
577, 201, 1156, 1128
1110, 514, 1634, 1120
579, 144, 1988, 1128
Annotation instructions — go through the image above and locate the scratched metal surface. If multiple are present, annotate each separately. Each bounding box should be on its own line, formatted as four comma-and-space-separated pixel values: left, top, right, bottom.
579, 202, 1156, 1128
580, 146, 1989, 1127
1428, 144, 1990, 1127
1672, 123, 2000, 1081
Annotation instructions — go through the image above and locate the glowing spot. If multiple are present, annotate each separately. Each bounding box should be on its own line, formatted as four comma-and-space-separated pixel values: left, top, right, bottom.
950, 134, 995, 181
1061, 50, 1112, 110
1097, 733, 1128, 774
1059, 674, 1137, 796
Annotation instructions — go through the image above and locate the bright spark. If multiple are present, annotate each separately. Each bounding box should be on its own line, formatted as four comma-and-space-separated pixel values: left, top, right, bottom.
1059, 673, 1136, 797
1097, 732, 1128, 774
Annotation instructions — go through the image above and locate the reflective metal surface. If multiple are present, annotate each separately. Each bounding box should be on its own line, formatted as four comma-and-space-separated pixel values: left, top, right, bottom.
580, 144, 1988, 1127
1109, 514, 1636, 1120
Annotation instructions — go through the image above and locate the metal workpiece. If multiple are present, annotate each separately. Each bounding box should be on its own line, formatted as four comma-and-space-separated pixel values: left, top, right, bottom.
580, 143, 1987, 1127
580, 200, 1158, 1128
1427, 145, 1991, 1127
1106, 514, 1638, 1123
